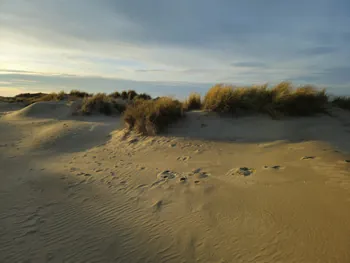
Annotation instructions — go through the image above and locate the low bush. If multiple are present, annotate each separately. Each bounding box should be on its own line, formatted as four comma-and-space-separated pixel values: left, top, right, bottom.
69, 90, 91, 98
80, 93, 114, 115
109, 91, 121, 98
123, 97, 183, 135
184, 93, 202, 110
127, 90, 137, 100
121, 91, 128, 100
134, 93, 152, 101
332, 96, 350, 111
79, 93, 126, 115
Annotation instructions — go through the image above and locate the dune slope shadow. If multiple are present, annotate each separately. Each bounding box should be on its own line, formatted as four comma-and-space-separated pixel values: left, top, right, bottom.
29, 120, 121, 154
165, 110, 350, 153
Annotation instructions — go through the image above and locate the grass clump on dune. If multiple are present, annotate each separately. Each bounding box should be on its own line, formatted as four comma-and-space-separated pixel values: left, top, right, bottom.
184, 93, 202, 110
69, 90, 91, 98
271, 82, 328, 116
79, 93, 125, 115
31, 91, 67, 103
203, 82, 329, 117
109, 90, 152, 101
123, 97, 184, 135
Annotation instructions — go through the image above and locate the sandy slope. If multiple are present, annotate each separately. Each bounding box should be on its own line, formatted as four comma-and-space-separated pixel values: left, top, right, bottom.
1, 102, 350, 263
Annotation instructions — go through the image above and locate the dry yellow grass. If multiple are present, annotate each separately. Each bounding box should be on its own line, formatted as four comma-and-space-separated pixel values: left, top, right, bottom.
184, 93, 202, 110
123, 97, 184, 135
203, 82, 328, 117
79, 93, 125, 115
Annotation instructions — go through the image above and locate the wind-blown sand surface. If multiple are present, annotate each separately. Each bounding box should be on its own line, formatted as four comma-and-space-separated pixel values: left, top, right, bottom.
1, 101, 350, 263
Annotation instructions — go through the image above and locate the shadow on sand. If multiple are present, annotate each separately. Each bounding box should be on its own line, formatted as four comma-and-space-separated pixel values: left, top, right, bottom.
162, 110, 350, 153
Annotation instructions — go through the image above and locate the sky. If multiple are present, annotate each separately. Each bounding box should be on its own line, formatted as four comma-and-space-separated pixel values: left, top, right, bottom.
1, 0, 350, 97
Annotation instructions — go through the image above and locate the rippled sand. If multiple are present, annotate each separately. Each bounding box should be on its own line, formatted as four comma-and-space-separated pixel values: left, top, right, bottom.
1, 102, 350, 262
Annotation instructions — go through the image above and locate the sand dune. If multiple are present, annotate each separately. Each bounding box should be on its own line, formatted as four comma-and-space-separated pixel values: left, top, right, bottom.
3, 101, 80, 120
1, 102, 350, 262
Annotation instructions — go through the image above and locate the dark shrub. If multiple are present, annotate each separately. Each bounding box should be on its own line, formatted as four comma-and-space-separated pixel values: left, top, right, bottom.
184, 93, 202, 110
121, 91, 128, 100
109, 91, 121, 98
127, 90, 137, 100
135, 93, 152, 100
332, 96, 350, 111
69, 90, 91, 98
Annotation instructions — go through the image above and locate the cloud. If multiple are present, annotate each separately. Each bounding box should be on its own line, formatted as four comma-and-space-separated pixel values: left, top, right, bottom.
0, 71, 212, 98
298, 47, 337, 56
231, 62, 268, 68
0, 0, 350, 91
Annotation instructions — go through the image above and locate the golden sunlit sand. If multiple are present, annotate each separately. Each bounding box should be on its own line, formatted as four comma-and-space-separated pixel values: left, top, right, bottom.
1, 101, 350, 262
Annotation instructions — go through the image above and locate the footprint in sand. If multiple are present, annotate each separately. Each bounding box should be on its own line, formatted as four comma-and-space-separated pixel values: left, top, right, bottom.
191, 168, 210, 178
301, 156, 316, 160
263, 165, 284, 170
177, 156, 191, 161
157, 170, 177, 180
192, 168, 202, 173
227, 167, 255, 177
152, 200, 163, 212
196, 172, 209, 179
179, 176, 187, 183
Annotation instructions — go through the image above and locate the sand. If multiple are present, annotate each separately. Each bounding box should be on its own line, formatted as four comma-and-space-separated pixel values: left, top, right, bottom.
1, 101, 350, 263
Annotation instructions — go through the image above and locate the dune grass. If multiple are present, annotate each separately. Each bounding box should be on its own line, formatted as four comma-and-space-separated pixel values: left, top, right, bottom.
79, 93, 125, 115
123, 97, 184, 135
1, 82, 348, 124
184, 93, 202, 110
203, 82, 329, 117
29, 91, 67, 103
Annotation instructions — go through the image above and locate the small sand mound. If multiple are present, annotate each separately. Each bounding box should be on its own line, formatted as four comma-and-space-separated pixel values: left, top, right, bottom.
0, 102, 25, 116
3, 101, 79, 120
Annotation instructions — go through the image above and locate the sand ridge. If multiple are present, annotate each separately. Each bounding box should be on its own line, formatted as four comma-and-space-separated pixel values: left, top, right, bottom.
1, 102, 350, 262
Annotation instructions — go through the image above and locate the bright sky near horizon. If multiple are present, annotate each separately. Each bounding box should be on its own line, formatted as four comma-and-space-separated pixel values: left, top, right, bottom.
1, 0, 350, 97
